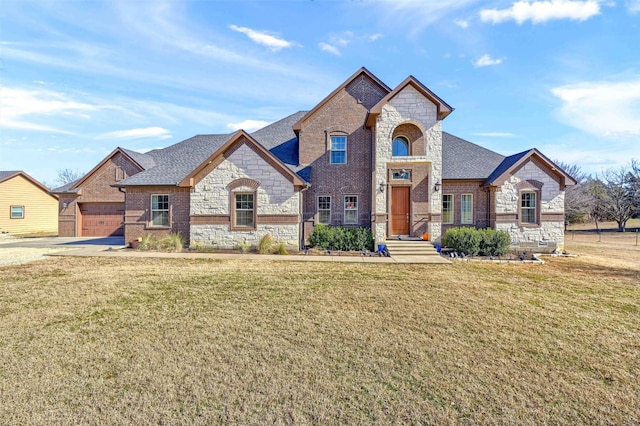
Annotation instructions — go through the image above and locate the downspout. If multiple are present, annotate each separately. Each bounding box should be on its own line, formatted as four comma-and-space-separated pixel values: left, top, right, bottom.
299, 183, 311, 250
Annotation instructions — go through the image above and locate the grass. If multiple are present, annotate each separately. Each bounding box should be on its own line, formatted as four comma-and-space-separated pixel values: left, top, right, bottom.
0, 234, 638, 424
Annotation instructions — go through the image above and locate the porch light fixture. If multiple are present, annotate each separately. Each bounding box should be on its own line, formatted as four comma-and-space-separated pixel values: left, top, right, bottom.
434, 181, 441, 192
62, 202, 68, 209
379, 181, 385, 193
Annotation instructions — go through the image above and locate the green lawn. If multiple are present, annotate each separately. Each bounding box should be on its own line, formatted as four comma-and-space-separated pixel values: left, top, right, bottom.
1, 240, 638, 424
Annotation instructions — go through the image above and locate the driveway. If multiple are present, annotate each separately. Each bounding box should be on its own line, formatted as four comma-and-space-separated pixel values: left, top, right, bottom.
0, 235, 125, 266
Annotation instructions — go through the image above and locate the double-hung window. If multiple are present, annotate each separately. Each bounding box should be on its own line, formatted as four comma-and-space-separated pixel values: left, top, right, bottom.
442, 194, 454, 224
330, 136, 346, 164
235, 193, 255, 228
461, 194, 473, 224
318, 196, 331, 224
344, 196, 358, 224
10, 206, 24, 219
151, 195, 169, 227
521, 192, 537, 224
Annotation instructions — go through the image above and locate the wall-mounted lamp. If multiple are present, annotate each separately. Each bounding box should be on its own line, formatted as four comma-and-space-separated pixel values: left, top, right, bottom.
379, 181, 386, 193
434, 181, 441, 192
62, 202, 68, 209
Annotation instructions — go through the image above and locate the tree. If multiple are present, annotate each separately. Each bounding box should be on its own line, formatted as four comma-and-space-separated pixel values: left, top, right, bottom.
590, 162, 640, 232
54, 168, 84, 187
554, 161, 592, 223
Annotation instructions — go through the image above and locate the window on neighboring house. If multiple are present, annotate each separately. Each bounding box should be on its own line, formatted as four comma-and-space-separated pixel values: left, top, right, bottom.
442, 194, 453, 224
521, 192, 537, 224
392, 136, 410, 156
234, 193, 255, 228
10, 206, 24, 219
318, 196, 331, 224
151, 195, 169, 227
461, 194, 473, 224
344, 196, 358, 224
330, 136, 347, 164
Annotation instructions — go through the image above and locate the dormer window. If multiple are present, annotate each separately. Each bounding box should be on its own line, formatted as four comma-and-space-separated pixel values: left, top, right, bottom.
392, 136, 409, 156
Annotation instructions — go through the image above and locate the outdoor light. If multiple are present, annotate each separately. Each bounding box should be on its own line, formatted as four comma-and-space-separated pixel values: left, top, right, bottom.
434, 181, 441, 192
379, 181, 385, 193
62, 202, 68, 209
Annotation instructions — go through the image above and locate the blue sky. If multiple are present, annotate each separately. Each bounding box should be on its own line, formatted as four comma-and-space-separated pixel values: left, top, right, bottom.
1, 0, 639, 186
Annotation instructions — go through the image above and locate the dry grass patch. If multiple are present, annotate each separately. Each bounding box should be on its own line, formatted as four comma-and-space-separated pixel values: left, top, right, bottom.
0, 243, 639, 424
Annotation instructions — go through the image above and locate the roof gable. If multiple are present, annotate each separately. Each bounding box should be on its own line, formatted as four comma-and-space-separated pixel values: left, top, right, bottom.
485, 148, 578, 188
178, 130, 306, 189
292, 67, 391, 132
0, 170, 58, 200
367, 76, 454, 127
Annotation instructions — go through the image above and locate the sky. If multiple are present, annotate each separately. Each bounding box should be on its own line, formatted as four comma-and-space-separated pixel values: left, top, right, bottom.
1, 0, 639, 187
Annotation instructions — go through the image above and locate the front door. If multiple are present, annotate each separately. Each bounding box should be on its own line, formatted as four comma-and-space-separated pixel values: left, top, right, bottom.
391, 186, 410, 235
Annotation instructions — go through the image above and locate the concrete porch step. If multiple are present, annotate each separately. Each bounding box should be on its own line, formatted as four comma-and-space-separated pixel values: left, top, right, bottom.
384, 239, 440, 256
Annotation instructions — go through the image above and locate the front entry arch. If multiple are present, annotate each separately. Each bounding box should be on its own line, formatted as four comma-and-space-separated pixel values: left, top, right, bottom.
391, 186, 410, 235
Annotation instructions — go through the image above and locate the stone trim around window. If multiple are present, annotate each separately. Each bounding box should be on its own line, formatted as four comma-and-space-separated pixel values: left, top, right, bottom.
519, 189, 541, 227
231, 191, 257, 231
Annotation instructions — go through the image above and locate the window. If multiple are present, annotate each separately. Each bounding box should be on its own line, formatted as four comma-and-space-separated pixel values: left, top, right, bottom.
392, 136, 409, 156
461, 194, 473, 224
442, 194, 453, 224
330, 136, 346, 164
10, 206, 24, 219
115, 166, 126, 181
521, 192, 537, 224
318, 196, 331, 224
344, 196, 358, 224
151, 195, 169, 227
234, 193, 255, 228
392, 169, 410, 180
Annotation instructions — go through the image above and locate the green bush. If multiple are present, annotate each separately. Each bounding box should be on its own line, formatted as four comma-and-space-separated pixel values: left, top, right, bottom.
309, 225, 374, 251
444, 227, 510, 257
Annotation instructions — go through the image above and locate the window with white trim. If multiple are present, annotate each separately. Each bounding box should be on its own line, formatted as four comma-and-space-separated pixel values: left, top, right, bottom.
344, 196, 358, 224
318, 196, 331, 224
151, 195, 169, 227
10, 206, 24, 219
442, 194, 454, 224
521, 192, 537, 224
330, 136, 346, 164
234, 193, 255, 228
461, 194, 473, 224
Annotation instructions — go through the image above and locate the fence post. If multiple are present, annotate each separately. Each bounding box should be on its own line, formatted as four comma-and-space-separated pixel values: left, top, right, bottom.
636, 229, 638, 246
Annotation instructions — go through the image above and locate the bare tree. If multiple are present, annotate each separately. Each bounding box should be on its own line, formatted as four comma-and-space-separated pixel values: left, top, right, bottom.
590, 163, 639, 232
554, 161, 592, 223
54, 168, 84, 186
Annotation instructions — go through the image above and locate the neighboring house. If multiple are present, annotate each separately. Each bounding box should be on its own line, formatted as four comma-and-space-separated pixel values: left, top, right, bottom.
53, 67, 576, 251
0, 171, 58, 235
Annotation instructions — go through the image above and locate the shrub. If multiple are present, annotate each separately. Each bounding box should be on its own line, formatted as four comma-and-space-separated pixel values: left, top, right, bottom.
308, 225, 374, 251
137, 233, 185, 252
444, 227, 511, 257
258, 233, 275, 254
276, 241, 288, 255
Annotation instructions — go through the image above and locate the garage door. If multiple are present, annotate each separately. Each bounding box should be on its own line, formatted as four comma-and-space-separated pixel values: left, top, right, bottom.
80, 203, 124, 236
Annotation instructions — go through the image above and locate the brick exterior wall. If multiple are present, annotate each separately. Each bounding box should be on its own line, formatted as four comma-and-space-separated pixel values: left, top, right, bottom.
124, 186, 191, 244
58, 151, 142, 236
298, 74, 387, 236
440, 180, 489, 234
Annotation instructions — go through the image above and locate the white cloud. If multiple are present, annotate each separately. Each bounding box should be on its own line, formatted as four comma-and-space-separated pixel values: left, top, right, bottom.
473, 54, 503, 67
628, 0, 640, 13
480, 0, 600, 24
0, 86, 97, 133
229, 25, 298, 51
96, 127, 172, 140
226, 120, 271, 132
551, 78, 640, 137
318, 42, 341, 56
454, 19, 470, 28
368, 33, 383, 41
369, 0, 481, 33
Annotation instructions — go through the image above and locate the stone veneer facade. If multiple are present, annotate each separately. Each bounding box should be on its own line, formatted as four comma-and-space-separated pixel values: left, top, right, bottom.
190, 143, 300, 249
374, 85, 443, 244
494, 160, 565, 251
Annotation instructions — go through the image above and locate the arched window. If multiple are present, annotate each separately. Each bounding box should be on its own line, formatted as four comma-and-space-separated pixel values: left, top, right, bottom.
392, 136, 409, 156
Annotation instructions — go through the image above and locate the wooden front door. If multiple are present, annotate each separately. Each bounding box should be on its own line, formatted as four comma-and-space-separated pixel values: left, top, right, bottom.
391, 186, 410, 235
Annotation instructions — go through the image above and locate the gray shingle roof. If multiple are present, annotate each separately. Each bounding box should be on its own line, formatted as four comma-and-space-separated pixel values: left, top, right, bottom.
120, 148, 156, 170
118, 134, 233, 186
0, 171, 20, 181
442, 132, 505, 180
251, 111, 307, 166
51, 179, 81, 193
